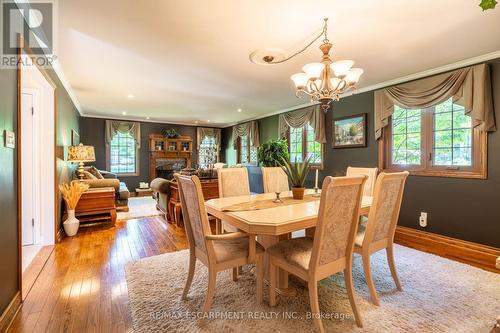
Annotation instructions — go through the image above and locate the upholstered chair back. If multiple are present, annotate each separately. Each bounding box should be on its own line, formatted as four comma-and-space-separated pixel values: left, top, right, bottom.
310, 175, 366, 268
364, 171, 409, 245
261, 167, 290, 193
175, 174, 214, 259
217, 167, 250, 198
346, 167, 378, 197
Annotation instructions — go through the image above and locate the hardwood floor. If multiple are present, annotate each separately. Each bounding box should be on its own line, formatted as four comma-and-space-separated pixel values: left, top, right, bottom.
9, 216, 188, 333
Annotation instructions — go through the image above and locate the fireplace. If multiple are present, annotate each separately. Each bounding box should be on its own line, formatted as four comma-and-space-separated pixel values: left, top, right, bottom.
155, 158, 186, 180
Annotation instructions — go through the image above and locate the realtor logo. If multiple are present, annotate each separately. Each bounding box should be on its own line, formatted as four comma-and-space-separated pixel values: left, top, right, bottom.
1, 0, 57, 68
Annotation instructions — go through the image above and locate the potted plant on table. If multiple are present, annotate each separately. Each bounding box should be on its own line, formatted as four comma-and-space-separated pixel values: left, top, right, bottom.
59, 181, 89, 236
280, 157, 311, 200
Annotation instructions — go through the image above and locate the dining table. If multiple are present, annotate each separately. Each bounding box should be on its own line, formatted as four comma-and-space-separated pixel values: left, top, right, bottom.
205, 189, 373, 296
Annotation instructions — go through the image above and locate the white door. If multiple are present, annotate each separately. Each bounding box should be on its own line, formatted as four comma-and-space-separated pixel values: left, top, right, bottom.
21, 91, 37, 246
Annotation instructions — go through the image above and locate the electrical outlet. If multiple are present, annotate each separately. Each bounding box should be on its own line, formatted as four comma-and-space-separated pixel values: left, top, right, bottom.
419, 212, 428, 227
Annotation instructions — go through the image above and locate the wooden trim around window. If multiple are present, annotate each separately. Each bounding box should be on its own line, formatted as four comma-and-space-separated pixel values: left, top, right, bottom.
378, 117, 487, 180
105, 143, 140, 177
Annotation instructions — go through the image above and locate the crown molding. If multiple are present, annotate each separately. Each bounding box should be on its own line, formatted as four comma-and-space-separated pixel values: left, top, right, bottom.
81, 113, 226, 128
224, 50, 500, 128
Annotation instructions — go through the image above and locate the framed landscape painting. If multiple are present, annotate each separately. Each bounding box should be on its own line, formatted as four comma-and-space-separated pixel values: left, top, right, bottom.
333, 113, 367, 148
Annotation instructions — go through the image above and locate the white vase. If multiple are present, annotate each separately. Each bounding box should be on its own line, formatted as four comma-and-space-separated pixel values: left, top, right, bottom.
63, 209, 80, 236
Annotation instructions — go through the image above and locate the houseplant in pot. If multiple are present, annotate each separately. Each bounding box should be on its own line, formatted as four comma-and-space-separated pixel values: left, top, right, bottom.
257, 139, 289, 167
281, 156, 311, 200
59, 181, 89, 236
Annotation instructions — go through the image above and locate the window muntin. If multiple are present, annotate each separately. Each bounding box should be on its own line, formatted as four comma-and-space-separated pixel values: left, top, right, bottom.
109, 132, 137, 174
288, 123, 322, 166
382, 97, 484, 178
238, 135, 257, 164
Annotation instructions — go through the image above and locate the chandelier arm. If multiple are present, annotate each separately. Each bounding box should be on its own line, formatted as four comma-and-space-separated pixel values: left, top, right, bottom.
265, 20, 328, 64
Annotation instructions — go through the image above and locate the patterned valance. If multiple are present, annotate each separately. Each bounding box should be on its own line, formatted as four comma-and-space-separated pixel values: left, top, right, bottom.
375, 63, 496, 139
232, 120, 260, 149
105, 120, 141, 148
196, 127, 221, 150
278, 105, 326, 144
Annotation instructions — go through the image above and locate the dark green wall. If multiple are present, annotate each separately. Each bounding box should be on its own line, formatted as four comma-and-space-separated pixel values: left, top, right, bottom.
80, 117, 204, 190
0, 66, 79, 317
223, 59, 500, 248
0, 66, 19, 315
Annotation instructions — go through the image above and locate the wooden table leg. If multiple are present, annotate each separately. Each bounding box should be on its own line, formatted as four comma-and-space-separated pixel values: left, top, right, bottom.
258, 233, 297, 297
110, 208, 117, 226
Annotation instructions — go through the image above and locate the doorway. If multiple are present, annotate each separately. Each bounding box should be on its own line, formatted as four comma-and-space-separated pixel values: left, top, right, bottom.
20, 55, 56, 299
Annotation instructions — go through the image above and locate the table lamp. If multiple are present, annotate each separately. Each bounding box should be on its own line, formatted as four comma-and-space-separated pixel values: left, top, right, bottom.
67, 143, 96, 179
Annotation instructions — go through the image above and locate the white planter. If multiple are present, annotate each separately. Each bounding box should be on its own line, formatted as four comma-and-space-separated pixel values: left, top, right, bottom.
63, 209, 80, 236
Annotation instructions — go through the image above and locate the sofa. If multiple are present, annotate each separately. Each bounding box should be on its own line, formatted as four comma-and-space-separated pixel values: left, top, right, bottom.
150, 177, 172, 218
76, 167, 130, 211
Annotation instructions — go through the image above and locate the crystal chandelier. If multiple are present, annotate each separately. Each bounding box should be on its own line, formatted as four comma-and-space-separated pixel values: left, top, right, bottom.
251, 18, 363, 113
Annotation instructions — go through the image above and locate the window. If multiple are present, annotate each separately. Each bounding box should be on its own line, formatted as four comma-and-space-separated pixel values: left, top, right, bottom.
237, 135, 257, 164
288, 123, 322, 167
380, 98, 486, 178
107, 132, 138, 175
198, 136, 218, 168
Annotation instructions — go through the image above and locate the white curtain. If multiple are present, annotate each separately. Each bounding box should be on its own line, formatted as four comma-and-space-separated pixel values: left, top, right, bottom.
278, 105, 326, 143
105, 120, 141, 147
232, 120, 260, 149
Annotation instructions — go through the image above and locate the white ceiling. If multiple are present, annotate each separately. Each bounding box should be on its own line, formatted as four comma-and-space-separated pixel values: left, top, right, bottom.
56, 0, 500, 127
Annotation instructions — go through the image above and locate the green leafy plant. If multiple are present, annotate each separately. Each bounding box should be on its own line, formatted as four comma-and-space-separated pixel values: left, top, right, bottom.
164, 128, 179, 138
280, 156, 311, 188
257, 139, 290, 167
480, 0, 497, 10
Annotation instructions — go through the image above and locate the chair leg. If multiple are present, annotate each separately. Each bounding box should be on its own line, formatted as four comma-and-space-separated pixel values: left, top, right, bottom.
386, 245, 402, 291
269, 259, 277, 306
256, 255, 264, 304
181, 251, 196, 300
307, 280, 324, 333
344, 268, 363, 328
232, 267, 238, 281
362, 252, 379, 306
202, 269, 217, 315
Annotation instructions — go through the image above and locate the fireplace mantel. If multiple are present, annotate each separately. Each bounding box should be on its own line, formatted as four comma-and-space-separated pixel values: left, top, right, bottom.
149, 133, 193, 181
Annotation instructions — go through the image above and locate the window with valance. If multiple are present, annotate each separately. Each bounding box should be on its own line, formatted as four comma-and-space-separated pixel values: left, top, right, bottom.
105, 120, 141, 175
376, 63, 495, 179
279, 105, 326, 167
232, 121, 260, 165
197, 127, 221, 168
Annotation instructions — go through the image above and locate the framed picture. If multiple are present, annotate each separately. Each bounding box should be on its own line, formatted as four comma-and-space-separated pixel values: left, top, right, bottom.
332, 113, 367, 148
71, 129, 80, 146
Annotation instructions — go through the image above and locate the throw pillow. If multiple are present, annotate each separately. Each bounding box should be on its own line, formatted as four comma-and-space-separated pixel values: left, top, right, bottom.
82, 170, 97, 179
89, 166, 104, 179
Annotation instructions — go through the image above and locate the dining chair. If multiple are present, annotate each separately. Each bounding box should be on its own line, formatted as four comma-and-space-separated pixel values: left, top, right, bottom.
346, 167, 378, 197
174, 174, 265, 314
213, 162, 226, 169
261, 167, 290, 193
268, 175, 367, 332
216, 167, 251, 279
354, 171, 409, 306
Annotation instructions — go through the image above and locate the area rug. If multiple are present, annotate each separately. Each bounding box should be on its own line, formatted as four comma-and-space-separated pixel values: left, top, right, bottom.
125, 245, 500, 333
118, 197, 162, 220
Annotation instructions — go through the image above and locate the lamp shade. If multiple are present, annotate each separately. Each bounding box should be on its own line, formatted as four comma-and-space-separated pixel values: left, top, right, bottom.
67, 143, 96, 162
330, 60, 354, 77
302, 62, 324, 80
345, 68, 364, 84
290, 73, 309, 88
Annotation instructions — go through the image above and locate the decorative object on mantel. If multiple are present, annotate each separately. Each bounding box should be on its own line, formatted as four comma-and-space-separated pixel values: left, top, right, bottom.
67, 143, 96, 179
250, 18, 363, 113
281, 156, 311, 200
257, 139, 289, 167
164, 128, 180, 138
59, 182, 89, 236
333, 113, 367, 148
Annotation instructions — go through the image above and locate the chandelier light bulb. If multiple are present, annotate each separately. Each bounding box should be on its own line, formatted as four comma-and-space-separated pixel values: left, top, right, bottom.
302, 62, 324, 80
345, 68, 364, 84
330, 60, 354, 78
290, 73, 309, 88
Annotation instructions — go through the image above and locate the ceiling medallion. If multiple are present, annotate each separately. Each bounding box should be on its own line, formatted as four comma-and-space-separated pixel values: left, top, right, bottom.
251, 18, 363, 113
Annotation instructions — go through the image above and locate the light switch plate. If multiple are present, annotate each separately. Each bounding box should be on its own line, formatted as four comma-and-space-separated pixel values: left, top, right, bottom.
4, 130, 15, 149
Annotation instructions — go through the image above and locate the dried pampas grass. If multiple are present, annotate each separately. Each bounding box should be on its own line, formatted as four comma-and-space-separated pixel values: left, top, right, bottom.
59, 181, 89, 209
